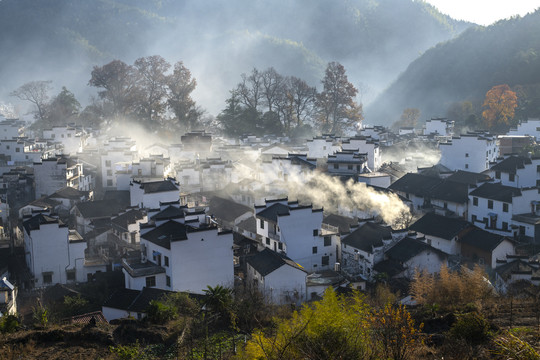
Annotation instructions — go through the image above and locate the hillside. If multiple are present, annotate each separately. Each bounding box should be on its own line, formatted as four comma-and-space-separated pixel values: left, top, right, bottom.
0, 0, 470, 115
366, 9, 540, 126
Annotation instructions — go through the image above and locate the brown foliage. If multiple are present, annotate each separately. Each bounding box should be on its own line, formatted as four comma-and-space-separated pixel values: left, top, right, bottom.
482, 84, 518, 130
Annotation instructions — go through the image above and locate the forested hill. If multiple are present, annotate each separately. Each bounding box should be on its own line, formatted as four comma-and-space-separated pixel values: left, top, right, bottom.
366, 9, 540, 127
0, 0, 469, 115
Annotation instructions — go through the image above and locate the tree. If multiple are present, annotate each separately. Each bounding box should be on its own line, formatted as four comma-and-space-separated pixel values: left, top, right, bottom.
133, 55, 170, 128
289, 76, 317, 127
316, 62, 363, 135
88, 59, 137, 118
166, 61, 202, 132
236, 68, 264, 111
482, 84, 518, 131
217, 91, 262, 137
46, 86, 81, 126
10, 80, 52, 121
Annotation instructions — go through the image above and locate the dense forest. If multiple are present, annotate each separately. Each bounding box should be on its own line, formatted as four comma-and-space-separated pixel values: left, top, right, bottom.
367, 9, 540, 127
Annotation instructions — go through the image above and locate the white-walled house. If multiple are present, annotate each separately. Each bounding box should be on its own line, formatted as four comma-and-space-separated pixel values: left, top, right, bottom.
409, 213, 472, 255
388, 173, 443, 210
23, 214, 87, 287
33, 157, 67, 198
306, 136, 341, 159
0, 119, 23, 140
507, 118, 540, 141
423, 118, 454, 137
460, 227, 516, 268
42, 126, 81, 155
327, 151, 368, 178
100, 148, 137, 190
123, 220, 234, 294
469, 182, 540, 236
341, 136, 381, 171
246, 248, 307, 305
255, 199, 334, 272
130, 179, 179, 209
489, 155, 540, 188
439, 132, 498, 172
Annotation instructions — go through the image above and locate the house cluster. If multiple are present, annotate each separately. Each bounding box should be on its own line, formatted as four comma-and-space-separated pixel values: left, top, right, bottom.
2, 109, 540, 321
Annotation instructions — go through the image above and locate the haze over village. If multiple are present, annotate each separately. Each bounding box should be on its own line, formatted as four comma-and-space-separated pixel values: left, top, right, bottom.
1, 0, 540, 358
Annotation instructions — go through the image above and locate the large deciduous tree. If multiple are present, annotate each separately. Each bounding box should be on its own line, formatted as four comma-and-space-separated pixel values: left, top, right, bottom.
166, 61, 202, 132
133, 55, 170, 128
316, 62, 363, 135
10, 80, 52, 121
482, 84, 518, 131
46, 87, 81, 125
88, 59, 137, 118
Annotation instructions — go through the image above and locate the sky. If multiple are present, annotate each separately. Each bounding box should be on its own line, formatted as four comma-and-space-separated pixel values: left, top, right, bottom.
423, 0, 540, 26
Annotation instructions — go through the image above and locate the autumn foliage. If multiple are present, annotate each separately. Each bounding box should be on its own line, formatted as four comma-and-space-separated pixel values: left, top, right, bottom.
482, 84, 518, 130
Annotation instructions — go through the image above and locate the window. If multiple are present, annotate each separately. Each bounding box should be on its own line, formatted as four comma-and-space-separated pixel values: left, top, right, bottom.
312, 246, 317, 254
43, 273, 53, 284
324, 236, 331, 246
465, 153, 469, 157
488, 200, 493, 209
166, 276, 171, 287
502, 222, 508, 230
106, 170, 112, 176
509, 173, 515, 182
266, 237, 270, 245
313, 229, 318, 236
15, 148, 19, 152
5, 145, 9, 150
322, 256, 329, 266
503, 203, 509, 212
443, 202, 448, 209
107, 179, 113, 187
164, 256, 169, 267
472, 214, 477, 222
278, 242, 283, 250
473, 197, 478, 206
495, 171, 501, 179
260, 219, 264, 229
333, 164, 339, 169
537, 165, 540, 172
146, 276, 156, 287
347, 165, 353, 170
105, 160, 111, 167
66, 270, 76, 281
465, 164, 469, 169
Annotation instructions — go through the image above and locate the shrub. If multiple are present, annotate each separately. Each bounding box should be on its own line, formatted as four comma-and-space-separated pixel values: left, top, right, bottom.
449, 312, 491, 346
146, 300, 178, 324
0, 314, 19, 333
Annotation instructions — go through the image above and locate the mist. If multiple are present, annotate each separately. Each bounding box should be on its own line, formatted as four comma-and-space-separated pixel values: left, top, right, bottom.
0, 0, 472, 120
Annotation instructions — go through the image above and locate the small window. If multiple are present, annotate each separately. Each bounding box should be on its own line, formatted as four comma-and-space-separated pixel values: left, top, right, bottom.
166, 276, 171, 287
146, 276, 156, 287
313, 229, 318, 236
164, 256, 169, 267
502, 222, 508, 230
278, 242, 283, 250
324, 236, 331, 246
266, 237, 270, 245
43, 273, 53, 284
495, 171, 501, 179
260, 219, 264, 229
312, 246, 317, 254
15, 148, 20, 152
473, 197, 478, 206
472, 214, 477, 222
105, 160, 111, 167
106, 179, 113, 187
322, 256, 329, 266
333, 164, 339, 169
488, 200, 493, 209
106, 169, 112, 176
503, 203, 509, 212
347, 165, 353, 170
509, 173, 515, 182
465, 164, 469, 169
465, 153, 469, 157
66, 270, 76, 281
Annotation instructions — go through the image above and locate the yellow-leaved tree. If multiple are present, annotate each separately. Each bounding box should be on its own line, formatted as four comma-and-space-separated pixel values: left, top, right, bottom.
482, 84, 518, 131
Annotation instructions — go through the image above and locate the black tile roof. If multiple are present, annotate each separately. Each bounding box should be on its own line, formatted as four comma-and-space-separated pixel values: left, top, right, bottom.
102, 288, 140, 310
256, 203, 290, 223
75, 200, 124, 219
150, 205, 185, 221
129, 287, 175, 312
111, 209, 145, 231
388, 173, 442, 197
141, 220, 189, 249
460, 227, 509, 252
23, 213, 63, 234
385, 237, 445, 263
469, 182, 522, 203
209, 196, 252, 223
246, 248, 305, 276
409, 213, 471, 240
323, 214, 358, 234
342, 222, 392, 252
373, 259, 404, 277
429, 180, 470, 203
491, 156, 531, 173
446, 170, 491, 185
50, 186, 88, 200
140, 181, 179, 194
102, 190, 130, 208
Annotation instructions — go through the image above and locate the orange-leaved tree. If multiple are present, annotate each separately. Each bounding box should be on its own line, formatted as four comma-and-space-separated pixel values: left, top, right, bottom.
482, 84, 518, 130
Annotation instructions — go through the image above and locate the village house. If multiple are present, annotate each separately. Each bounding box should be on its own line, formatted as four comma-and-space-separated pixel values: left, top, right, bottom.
255, 199, 334, 272
0, 277, 16, 317
259, 154, 316, 185
494, 257, 540, 294
488, 155, 540, 188
409, 212, 472, 255
23, 214, 88, 287
0, 118, 24, 140
130, 179, 179, 209
341, 135, 381, 171
306, 135, 341, 159
116, 158, 167, 190
327, 150, 369, 179
123, 219, 234, 294
507, 118, 540, 141
246, 248, 307, 305
0, 139, 41, 165
460, 227, 516, 268
439, 132, 498, 172
42, 126, 82, 155
498, 135, 535, 156
388, 173, 442, 210
71, 199, 126, 235
422, 117, 454, 138
102, 287, 176, 322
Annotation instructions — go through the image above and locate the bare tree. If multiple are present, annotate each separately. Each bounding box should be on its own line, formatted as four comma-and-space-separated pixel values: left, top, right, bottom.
236, 68, 264, 111
10, 80, 52, 121
134, 55, 170, 127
